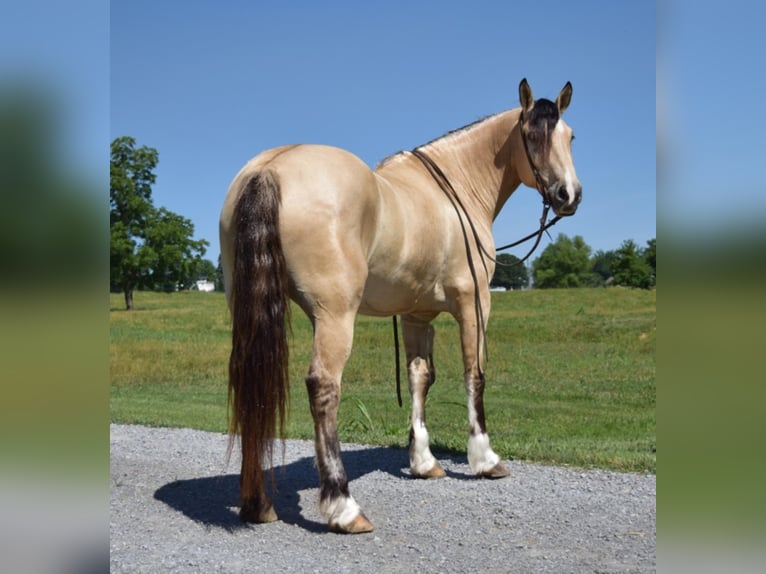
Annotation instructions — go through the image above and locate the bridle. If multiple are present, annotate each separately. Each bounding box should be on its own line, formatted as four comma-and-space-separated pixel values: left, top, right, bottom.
392, 115, 562, 407
494, 113, 562, 263
518, 111, 549, 200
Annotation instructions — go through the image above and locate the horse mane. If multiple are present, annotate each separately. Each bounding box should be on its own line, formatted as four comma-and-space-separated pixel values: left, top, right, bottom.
376, 112, 502, 169
376, 95, 563, 170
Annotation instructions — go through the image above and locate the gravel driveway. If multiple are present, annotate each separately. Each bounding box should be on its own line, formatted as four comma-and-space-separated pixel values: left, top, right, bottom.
110, 424, 655, 573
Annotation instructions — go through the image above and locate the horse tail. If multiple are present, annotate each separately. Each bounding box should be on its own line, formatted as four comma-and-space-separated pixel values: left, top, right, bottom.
227, 169, 290, 504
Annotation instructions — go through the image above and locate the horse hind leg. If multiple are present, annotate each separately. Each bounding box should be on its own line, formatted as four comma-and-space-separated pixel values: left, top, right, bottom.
305, 310, 374, 534
239, 479, 278, 524
402, 316, 445, 479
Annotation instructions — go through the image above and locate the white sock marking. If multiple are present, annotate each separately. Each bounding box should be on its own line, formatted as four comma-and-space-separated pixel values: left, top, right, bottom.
467, 432, 500, 474
321, 494, 361, 528
410, 421, 439, 475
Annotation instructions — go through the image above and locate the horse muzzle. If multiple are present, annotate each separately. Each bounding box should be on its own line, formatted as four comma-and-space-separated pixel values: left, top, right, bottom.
548, 182, 582, 217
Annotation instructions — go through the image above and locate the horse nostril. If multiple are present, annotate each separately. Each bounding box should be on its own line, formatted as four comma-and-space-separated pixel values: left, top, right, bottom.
556, 187, 569, 205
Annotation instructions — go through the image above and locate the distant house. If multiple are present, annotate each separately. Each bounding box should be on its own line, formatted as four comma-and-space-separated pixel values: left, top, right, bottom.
195, 279, 216, 292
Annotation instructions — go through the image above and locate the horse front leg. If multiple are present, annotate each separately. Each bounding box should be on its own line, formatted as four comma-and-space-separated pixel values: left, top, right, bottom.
401, 315, 445, 479
306, 311, 374, 534
456, 300, 510, 479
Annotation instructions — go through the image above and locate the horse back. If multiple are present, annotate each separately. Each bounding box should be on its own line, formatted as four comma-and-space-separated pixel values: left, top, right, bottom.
221, 144, 381, 311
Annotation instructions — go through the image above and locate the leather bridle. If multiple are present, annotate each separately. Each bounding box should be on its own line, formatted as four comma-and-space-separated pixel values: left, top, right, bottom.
493, 114, 562, 263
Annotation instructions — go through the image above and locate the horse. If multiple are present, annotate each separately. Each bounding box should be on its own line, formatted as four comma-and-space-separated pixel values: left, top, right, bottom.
219, 78, 581, 534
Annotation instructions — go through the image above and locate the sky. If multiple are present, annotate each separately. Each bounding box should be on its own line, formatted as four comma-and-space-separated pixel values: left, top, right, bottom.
111, 0, 655, 265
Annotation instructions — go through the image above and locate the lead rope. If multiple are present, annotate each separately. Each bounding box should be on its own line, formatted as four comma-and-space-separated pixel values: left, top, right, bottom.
393, 315, 402, 407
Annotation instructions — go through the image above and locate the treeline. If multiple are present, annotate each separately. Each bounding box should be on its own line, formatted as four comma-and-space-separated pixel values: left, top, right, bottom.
491, 234, 656, 290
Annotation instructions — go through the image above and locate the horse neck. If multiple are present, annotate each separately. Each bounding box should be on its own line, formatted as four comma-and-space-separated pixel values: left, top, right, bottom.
423, 109, 525, 224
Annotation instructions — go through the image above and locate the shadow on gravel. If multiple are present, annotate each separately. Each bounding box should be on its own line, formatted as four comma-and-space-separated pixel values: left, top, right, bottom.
154, 445, 415, 533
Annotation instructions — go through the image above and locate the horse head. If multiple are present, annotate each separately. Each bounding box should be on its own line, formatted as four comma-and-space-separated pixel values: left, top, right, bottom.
518, 78, 582, 216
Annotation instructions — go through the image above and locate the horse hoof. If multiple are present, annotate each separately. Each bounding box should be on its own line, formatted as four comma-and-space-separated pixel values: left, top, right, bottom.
480, 462, 510, 479
329, 513, 375, 534
240, 501, 278, 524
412, 463, 447, 479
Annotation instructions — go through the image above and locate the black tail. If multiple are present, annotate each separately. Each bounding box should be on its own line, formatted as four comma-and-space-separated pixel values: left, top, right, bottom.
227, 170, 290, 504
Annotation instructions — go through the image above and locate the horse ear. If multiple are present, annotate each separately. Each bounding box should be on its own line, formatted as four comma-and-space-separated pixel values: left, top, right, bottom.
519, 78, 534, 115
556, 81, 573, 114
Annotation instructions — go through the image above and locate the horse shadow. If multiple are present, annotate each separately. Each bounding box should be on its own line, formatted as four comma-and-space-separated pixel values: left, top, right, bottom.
154, 445, 438, 533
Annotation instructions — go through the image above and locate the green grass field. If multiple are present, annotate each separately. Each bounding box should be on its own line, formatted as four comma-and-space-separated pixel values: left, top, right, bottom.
110, 288, 655, 473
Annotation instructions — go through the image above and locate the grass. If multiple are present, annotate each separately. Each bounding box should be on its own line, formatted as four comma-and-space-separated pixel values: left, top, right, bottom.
110, 288, 655, 473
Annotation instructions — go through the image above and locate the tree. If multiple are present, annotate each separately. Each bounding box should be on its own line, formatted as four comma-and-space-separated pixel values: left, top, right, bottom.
142, 207, 209, 292
591, 249, 619, 286
110, 137, 157, 231
110, 137, 157, 309
110, 136, 208, 309
532, 233, 593, 288
215, 254, 225, 292
612, 239, 653, 289
490, 253, 529, 290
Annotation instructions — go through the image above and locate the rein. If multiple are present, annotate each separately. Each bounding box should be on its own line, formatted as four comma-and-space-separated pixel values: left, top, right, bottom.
392, 121, 558, 407
493, 206, 561, 266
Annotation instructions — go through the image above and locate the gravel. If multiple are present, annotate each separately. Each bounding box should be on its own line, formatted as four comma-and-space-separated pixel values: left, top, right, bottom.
110, 424, 655, 573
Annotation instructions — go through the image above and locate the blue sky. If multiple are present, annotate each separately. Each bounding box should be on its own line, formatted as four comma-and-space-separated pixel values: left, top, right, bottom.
111, 1, 655, 264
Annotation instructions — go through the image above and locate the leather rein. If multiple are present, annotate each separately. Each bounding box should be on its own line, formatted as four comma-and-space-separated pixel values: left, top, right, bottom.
392, 116, 560, 407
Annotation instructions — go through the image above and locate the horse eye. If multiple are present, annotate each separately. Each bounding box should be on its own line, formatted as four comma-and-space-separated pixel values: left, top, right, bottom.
571, 133, 576, 142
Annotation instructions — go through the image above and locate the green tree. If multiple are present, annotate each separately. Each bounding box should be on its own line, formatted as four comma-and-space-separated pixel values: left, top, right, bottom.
490, 253, 529, 290
532, 233, 593, 288
215, 254, 225, 292
142, 207, 209, 292
110, 136, 208, 309
110, 137, 157, 309
591, 249, 619, 286
612, 239, 653, 289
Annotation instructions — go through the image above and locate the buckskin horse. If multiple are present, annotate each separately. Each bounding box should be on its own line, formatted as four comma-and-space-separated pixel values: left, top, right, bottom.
219, 78, 582, 533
